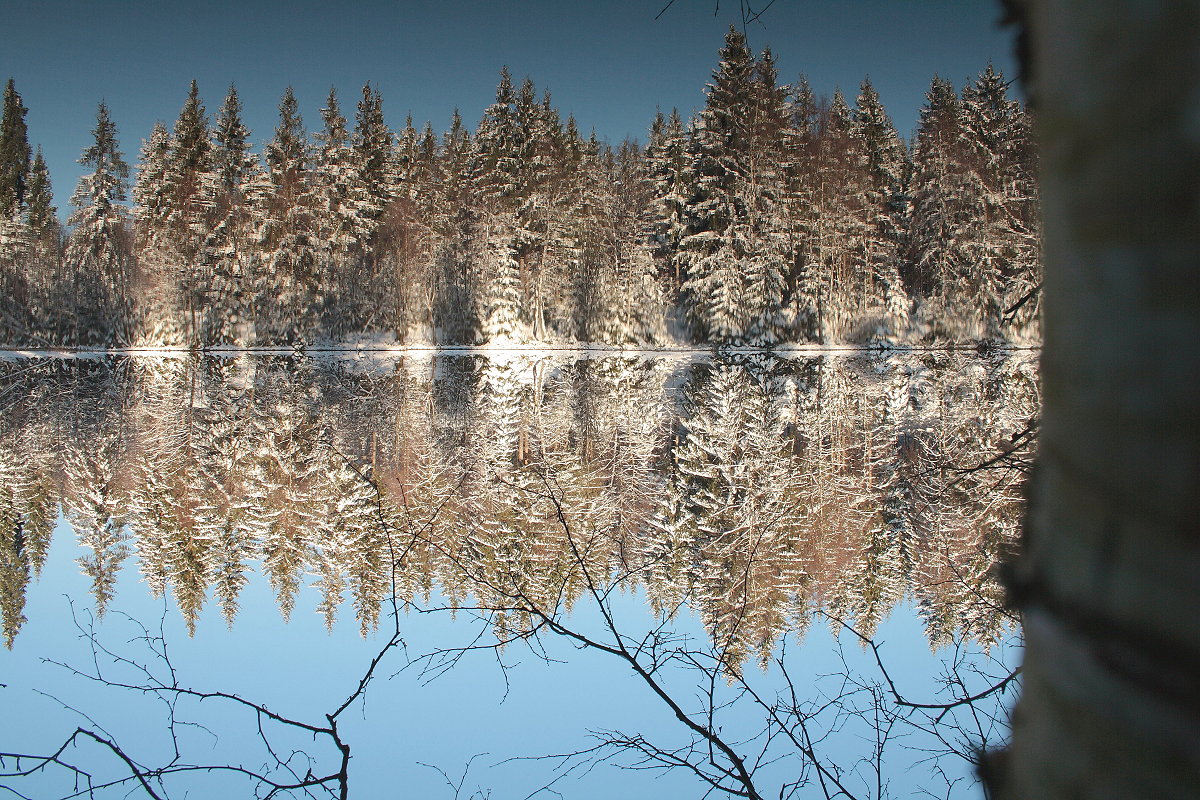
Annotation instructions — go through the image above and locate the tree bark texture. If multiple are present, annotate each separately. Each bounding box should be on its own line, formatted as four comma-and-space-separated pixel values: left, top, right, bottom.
1005, 1, 1200, 797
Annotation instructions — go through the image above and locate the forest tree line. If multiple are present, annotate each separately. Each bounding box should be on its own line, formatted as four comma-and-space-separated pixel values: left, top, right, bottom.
0, 29, 1040, 349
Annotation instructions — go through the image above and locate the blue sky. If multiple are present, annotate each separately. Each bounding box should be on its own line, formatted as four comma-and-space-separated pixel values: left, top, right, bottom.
0, 0, 1017, 219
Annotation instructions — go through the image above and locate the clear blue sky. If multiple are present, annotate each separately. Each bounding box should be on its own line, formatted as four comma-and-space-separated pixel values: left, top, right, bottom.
0, 0, 1017, 219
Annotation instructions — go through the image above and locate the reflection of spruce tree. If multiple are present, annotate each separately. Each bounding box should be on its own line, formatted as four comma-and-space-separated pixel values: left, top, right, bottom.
461, 357, 537, 630
62, 448, 129, 619
246, 385, 323, 623
839, 356, 922, 638
786, 356, 893, 636
0, 434, 57, 581
164, 462, 212, 634
193, 379, 255, 628
127, 448, 177, 601
660, 359, 798, 668
913, 354, 1034, 647
0, 463, 32, 648
122, 357, 189, 601
0, 352, 1039, 656
311, 447, 382, 632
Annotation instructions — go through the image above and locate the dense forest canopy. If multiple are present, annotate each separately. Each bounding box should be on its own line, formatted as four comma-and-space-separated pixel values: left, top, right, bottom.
0, 29, 1040, 349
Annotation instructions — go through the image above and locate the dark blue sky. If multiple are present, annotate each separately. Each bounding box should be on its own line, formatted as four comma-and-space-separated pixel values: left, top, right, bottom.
1, 0, 1017, 216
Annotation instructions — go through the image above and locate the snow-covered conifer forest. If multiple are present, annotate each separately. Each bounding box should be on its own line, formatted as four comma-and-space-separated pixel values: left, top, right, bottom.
0, 30, 1040, 349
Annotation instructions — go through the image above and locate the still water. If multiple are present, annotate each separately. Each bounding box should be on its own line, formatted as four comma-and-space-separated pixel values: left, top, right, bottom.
0, 349, 1036, 799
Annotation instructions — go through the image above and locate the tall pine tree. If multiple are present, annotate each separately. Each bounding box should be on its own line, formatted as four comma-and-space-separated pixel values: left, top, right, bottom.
253, 87, 320, 343
0, 80, 31, 220
66, 102, 132, 345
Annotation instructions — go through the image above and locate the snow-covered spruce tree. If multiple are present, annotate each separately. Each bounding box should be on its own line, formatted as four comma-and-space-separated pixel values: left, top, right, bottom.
779, 75, 822, 340
132, 121, 181, 345
131, 82, 216, 347
0, 79, 33, 340
802, 89, 862, 342
354, 84, 395, 226
12, 147, 60, 340
743, 48, 794, 343
848, 78, 911, 341
25, 147, 57, 250
618, 138, 672, 345
376, 113, 438, 341
430, 109, 477, 343
574, 138, 665, 345
512, 82, 580, 341
905, 75, 965, 329
558, 120, 606, 340
66, 102, 133, 347
314, 87, 373, 338
470, 68, 525, 343
957, 66, 1040, 340
644, 108, 692, 295
204, 84, 258, 344
676, 29, 790, 345
0, 79, 30, 221
346, 83, 398, 336
912, 65, 1039, 341
252, 87, 320, 344
163, 81, 214, 344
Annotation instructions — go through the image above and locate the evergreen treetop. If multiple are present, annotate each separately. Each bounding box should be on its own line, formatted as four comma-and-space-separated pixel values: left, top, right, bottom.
168, 81, 211, 189
212, 84, 254, 194
72, 101, 129, 213
0, 79, 31, 218
266, 87, 308, 191
25, 146, 56, 240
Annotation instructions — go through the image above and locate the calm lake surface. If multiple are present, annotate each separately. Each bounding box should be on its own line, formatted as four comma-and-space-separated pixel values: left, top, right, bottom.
0, 349, 1037, 799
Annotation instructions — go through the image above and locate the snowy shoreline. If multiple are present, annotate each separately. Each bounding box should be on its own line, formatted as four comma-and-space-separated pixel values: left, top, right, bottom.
0, 342, 1042, 359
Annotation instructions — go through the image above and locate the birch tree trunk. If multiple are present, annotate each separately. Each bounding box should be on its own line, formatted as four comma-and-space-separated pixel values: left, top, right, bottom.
1003, 1, 1200, 796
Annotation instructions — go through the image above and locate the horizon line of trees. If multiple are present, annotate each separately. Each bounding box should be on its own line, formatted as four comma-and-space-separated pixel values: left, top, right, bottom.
0, 29, 1040, 349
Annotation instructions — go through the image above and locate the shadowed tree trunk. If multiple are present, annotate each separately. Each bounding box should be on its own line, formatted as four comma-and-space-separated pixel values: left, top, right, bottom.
1003, 1, 1200, 796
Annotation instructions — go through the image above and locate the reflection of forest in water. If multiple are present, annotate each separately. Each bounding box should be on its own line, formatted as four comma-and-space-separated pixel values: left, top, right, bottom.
0, 350, 1038, 661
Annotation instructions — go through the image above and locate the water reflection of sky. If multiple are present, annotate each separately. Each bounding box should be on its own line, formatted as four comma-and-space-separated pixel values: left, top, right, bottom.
5, 515, 1019, 799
